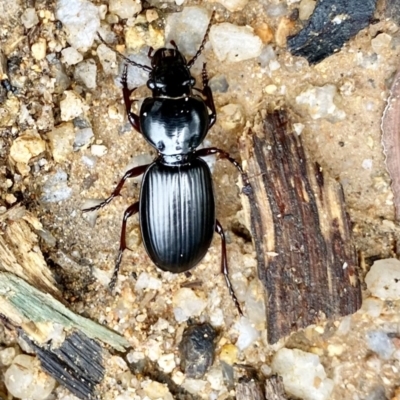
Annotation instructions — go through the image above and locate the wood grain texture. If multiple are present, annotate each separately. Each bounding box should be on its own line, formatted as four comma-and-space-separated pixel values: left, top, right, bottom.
240, 109, 362, 344
265, 375, 287, 400
381, 67, 400, 221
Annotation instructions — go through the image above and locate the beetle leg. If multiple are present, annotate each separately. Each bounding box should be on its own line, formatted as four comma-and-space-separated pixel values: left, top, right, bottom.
195, 147, 252, 194
122, 64, 142, 133
215, 219, 243, 316
110, 201, 140, 290
201, 63, 216, 129
83, 164, 150, 213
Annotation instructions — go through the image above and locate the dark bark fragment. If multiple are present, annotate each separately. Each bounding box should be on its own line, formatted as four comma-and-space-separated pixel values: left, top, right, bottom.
20, 331, 104, 400
287, 0, 377, 64
240, 109, 362, 344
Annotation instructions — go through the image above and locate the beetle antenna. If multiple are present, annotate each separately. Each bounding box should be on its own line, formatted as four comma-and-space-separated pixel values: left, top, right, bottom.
97, 33, 152, 72
187, 10, 215, 68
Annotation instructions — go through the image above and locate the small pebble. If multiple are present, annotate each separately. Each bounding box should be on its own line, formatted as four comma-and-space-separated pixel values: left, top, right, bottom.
0, 97, 20, 127
296, 84, 346, 121
74, 59, 97, 89
233, 317, 259, 350
121, 52, 152, 89
0, 347, 16, 366
60, 91, 88, 121
209, 75, 229, 93
9, 131, 46, 166
371, 33, 392, 54
74, 127, 94, 151
366, 331, 396, 360
97, 44, 118, 75
219, 104, 245, 131
135, 272, 162, 291
179, 322, 216, 378
47, 122, 75, 162
365, 258, 400, 299
5, 193, 17, 205
41, 169, 73, 202
327, 344, 344, 357
182, 378, 207, 395
173, 288, 207, 322
109, 0, 142, 19
258, 45, 276, 68
56, 0, 100, 51
157, 353, 176, 373
4, 355, 56, 400
219, 343, 238, 365
299, 0, 316, 20
362, 159, 373, 170
21, 8, 39, 29
361, 297, 384, 318
91, 144, 108, 157
143, 380, 171, 400
61, 47, 83, 66
272, 348, 334, 400
31, 38, 47, 61
165, 7, 210, 56
275, 17, 295, 47
146, 9, 159, 23
213, 0, 249, 12
207, 367, 224, 391
210, 23, 263, 62
265, 2, 288, 17
255, 22, 274, 44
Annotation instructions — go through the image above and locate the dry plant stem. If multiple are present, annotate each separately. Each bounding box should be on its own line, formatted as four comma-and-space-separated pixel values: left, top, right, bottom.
240, 109, 362, 344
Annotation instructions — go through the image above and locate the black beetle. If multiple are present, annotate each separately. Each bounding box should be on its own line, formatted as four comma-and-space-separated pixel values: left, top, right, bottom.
85, 12, 251, 314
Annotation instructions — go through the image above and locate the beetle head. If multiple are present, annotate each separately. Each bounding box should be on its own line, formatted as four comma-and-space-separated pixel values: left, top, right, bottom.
147, 48, 195, 97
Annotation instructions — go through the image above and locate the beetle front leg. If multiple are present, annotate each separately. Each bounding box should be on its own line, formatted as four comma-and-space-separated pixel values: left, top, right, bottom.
122, 64, 142, 133
83, 163, 149, 213
110, 201, 140, 290
215, 219, 243, 316
201, 63, 216, 129
195, 147, 251, 194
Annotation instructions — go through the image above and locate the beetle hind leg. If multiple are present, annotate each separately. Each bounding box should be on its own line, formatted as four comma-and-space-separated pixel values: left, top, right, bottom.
215, 219, 243, 316
110, 201, 140, 290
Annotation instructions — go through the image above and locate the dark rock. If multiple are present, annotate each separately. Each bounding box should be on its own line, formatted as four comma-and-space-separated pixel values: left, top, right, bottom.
179, 322, 216, 378
287, 0, 377, 64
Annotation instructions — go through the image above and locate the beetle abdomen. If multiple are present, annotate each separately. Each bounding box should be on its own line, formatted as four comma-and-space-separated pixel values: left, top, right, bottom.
140, 158, 215, 273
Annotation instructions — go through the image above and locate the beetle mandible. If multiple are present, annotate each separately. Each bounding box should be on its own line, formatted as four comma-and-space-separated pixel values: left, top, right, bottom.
85, 11, 251, 314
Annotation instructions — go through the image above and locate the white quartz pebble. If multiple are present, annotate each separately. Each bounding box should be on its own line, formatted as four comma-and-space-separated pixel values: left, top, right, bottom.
272, 348, 334, 400
209, 23, 263, 62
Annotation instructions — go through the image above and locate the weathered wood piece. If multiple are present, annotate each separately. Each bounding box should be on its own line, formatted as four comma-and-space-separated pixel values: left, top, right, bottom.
265, 375, 287, 400
236, 378, 264, 400
20, 331, 104, 400
287, 0, 377, 64
240, 110, 361, 344
0, 272, 129, 351
235, 365, 264, 400
0, 206, 130, 397
382, 67, 400, 221
0, 205, 59, 298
